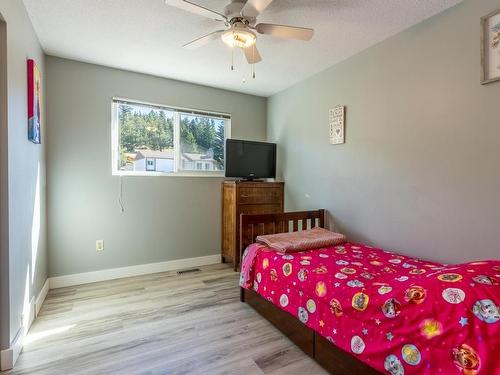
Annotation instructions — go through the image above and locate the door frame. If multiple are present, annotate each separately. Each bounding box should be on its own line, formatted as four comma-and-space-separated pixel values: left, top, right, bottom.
0, 12, 10, 366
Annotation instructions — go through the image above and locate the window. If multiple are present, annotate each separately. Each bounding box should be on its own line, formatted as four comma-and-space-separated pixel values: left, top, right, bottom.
112, 99, 231, 176
146, 158, 156, 171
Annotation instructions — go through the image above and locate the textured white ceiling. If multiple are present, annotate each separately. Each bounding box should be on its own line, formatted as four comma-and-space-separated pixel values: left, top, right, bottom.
23, 0, 462, 97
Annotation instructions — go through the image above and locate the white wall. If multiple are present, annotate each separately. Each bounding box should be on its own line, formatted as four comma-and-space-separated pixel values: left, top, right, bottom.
0, 0, 47, 355
155, 158, 174, 173
133, 158, 146, 171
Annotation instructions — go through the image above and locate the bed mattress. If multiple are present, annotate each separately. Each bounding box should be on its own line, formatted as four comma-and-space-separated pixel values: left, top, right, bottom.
240, 242, 500, 375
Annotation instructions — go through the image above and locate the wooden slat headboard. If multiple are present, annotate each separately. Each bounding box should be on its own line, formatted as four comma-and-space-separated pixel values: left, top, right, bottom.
239, 209, 325, 259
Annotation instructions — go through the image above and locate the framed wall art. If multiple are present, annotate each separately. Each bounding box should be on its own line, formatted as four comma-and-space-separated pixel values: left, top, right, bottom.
481, 9, 500, 84
329, 105, 345, 145
27, 59, 41, 143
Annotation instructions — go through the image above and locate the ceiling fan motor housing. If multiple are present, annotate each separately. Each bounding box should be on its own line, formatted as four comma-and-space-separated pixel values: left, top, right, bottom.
224, 1, 256, 24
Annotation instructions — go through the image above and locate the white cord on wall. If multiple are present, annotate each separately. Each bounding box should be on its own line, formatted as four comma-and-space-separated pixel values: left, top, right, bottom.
118, 175, 125, 213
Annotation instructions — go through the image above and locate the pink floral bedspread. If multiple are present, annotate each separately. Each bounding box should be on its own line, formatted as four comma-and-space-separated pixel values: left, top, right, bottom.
240, 242, 500, 375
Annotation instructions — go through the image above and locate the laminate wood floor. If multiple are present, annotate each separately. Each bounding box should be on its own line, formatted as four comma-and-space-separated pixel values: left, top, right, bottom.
3, 264, 327, 375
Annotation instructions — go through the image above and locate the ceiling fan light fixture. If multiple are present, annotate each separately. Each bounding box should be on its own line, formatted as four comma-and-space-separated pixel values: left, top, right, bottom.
167, 0, 315, 70
221, 28, 256, 49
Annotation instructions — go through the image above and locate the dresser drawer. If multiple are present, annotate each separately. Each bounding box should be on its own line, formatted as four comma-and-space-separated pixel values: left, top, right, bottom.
238, 187, 283, 205
239, 204, 282, 215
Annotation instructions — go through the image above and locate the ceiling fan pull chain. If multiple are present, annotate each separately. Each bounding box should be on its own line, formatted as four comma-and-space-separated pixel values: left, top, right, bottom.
252, 45, 256, 79
231, 48, 234, 71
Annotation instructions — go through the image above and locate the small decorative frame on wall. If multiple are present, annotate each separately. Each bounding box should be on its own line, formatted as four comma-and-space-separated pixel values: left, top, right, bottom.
329, 105, 345, 145
481, 8, 500, 84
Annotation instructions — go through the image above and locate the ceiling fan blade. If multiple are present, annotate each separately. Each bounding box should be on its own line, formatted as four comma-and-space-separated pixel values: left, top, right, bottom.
241, 0, 273, 18
255, 23, 314, 41
165, 0, 227, 21
183, 30, 225, 49
243, 45, 262, 64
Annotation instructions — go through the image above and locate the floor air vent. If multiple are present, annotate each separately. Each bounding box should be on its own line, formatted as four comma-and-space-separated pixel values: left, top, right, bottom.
177, 268, 201, 275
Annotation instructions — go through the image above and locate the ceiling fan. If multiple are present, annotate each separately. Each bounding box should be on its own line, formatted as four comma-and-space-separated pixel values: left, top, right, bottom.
165, 0, 314, 66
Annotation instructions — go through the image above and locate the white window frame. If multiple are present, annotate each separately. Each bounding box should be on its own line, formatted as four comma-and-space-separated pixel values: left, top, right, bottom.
111, 97, 231, 177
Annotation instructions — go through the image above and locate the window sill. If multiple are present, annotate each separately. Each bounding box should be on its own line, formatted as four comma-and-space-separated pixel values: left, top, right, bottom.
112, 170, 225, 178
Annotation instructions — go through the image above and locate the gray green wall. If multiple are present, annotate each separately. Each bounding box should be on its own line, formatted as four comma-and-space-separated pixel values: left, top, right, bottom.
268, 0, 500, 263
0, 0, 47, 349
46, 57, 266, 277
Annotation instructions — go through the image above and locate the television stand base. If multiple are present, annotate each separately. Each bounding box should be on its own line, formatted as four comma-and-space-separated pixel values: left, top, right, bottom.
239, 178, 265, 182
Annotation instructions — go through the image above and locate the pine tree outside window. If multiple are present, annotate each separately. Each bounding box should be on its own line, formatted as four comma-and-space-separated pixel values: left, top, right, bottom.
111, 98, 231, 176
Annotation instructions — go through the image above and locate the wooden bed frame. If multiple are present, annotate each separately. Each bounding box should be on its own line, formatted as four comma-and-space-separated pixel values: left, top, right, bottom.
239, 210, 381, 375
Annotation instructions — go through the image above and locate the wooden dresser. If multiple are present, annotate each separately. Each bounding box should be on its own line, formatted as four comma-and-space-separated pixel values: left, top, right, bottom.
221, 181, 284, 270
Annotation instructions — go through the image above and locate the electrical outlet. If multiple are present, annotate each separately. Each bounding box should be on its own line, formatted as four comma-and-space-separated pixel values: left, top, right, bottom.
96, 240, 104, 251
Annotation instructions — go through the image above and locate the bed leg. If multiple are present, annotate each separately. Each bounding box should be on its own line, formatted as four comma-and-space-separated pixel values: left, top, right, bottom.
240, 287, 245, 302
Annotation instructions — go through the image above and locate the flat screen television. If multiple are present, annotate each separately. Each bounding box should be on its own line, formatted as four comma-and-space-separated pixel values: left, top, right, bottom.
225, 139, 276, 180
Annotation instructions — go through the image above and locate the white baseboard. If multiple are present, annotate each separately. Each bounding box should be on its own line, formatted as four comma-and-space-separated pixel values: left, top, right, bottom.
26, 296, 35, 333
35, 279, 49, 317
0, 329, 22, 371
0, 295, 36, 371
49, 254, 221, 289
0, 348, 12, 371
0, 280, 49, 370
